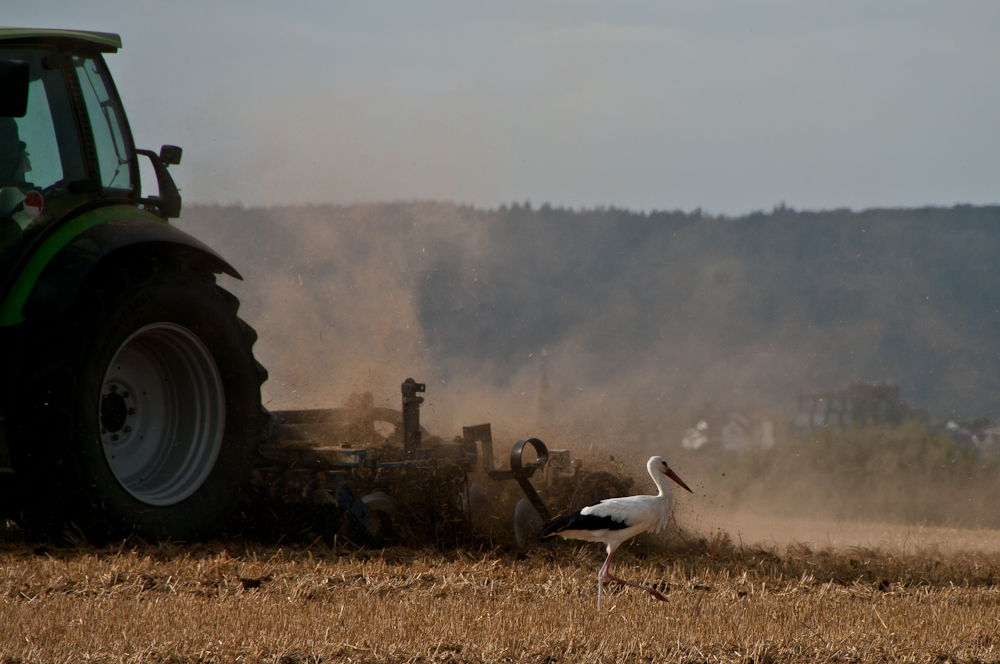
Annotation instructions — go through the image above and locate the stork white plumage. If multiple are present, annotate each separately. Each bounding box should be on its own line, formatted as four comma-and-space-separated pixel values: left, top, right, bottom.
539, 456, 692, 609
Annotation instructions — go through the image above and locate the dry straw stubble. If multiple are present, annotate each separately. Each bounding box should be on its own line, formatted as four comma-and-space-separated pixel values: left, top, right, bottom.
4, 532, 1000, 663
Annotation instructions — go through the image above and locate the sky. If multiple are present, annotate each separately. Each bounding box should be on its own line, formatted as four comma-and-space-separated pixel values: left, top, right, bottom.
7, 1, 1000, 215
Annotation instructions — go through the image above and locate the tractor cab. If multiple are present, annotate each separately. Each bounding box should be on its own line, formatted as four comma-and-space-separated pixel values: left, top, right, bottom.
0, 29, 180, 288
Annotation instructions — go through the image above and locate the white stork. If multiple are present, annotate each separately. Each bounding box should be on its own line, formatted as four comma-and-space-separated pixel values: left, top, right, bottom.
539, 456, 692, 609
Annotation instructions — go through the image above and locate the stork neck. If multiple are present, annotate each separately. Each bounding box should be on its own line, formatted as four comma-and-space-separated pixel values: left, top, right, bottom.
648, 461, 670, 497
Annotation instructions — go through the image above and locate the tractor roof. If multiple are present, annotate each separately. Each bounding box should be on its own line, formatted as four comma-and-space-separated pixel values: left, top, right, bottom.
0, 28, 121, 52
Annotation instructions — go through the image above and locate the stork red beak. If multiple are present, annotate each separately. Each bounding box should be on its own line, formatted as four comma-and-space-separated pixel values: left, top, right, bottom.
666, 468, 693, 493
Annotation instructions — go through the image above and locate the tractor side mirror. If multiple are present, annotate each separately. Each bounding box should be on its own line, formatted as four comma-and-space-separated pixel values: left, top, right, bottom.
136, 148, 182, 219
0, 60, 29, 118
159, 144, 182, 166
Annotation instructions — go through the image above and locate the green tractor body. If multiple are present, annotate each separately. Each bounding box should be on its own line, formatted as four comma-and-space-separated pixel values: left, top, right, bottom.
0, 29, 267, 541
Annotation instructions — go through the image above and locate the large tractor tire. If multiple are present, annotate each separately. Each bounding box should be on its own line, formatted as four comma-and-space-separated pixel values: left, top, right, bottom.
5, 253, 267, 542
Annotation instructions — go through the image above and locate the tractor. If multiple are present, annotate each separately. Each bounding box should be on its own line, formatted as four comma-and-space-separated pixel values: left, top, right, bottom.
0, 28, 267, 541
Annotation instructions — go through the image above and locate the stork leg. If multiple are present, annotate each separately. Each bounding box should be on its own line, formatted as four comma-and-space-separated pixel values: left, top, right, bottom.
597, 546, 615, 610
601, 547, 668, 603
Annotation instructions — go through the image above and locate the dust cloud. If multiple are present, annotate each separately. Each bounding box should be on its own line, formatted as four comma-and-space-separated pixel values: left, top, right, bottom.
177, 202, 1000, 550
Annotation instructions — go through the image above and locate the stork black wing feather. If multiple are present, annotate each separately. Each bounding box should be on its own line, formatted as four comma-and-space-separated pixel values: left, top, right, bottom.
539, 508, 630, 542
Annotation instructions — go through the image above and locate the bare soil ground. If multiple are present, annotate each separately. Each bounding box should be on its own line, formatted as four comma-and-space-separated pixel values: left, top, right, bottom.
706, 511, 1000, 554
4, 522, 1000, 664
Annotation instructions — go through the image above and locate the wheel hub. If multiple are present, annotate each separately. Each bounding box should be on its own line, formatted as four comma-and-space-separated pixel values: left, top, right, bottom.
99, 323, 226, 506
100, 383, 134, 442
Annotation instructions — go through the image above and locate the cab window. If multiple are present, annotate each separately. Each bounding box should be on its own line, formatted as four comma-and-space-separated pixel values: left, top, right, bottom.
0, 48, 84, 193
0, 48, 86, 251
11, 79, 63, 188
74, 56, 133, 192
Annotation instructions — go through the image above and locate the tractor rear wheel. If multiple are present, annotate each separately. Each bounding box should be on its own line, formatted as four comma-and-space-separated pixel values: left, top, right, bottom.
5, 254, 267, 542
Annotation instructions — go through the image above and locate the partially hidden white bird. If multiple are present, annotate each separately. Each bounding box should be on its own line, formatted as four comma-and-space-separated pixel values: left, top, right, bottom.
539, 456, 692, 609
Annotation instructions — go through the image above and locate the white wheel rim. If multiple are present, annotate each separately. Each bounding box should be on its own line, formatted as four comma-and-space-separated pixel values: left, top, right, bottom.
99, 323, 226, 506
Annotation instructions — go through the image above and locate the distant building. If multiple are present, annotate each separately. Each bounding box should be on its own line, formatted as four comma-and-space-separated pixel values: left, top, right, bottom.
945, 420, 1000, 458
682, 412, 775, 452
794, 384, 920, 430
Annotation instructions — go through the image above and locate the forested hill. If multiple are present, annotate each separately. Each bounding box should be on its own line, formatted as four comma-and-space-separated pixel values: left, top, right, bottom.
178, 203, 1000, 421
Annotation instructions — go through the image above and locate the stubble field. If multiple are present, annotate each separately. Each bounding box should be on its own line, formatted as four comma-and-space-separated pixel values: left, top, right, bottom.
4, 524, 1000, 664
